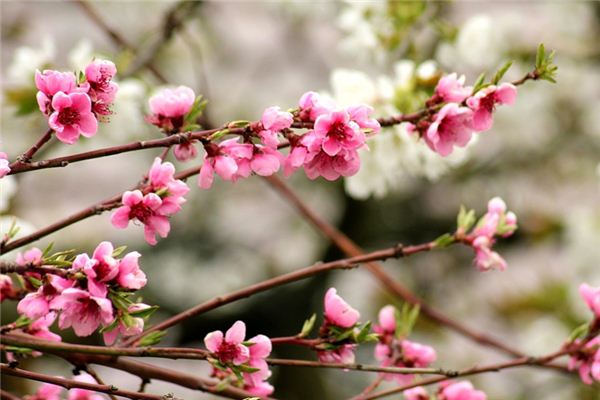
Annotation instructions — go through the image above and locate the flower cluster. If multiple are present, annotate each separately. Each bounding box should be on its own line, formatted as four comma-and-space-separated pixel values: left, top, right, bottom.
374, 305, 436, 384
404, 381, 487, 400
147, 86, 200, 161
316, 287, 361, 364
14, 242, 151, 344
409, 73, 517, 156
568, 283, 600, 385
111, 157, 189, 245
204, 320, 274, 396
35, 59, 118, 144
456, 197, 518, 272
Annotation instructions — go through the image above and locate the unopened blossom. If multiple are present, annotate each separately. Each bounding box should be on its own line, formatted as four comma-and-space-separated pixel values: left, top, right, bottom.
148, 86, 195, 131
374, 304, 396, 335
434, 73, 472, 103
579, 283, 600, 318
256, 106, 293, 148
404, 387, 430, 400
243, 334, 274, 396
117, 251, 146, 290
173, 140, 198, 162
25, 382, 63, 400
438, 380, 487, 400
35, 69, 77, 113
472, 236, 507, 272
424, 103, 474, 157
317, 344, 356, 364
198, 138, 253, 189
298, 91, 334, 121
68, 372, 105, 400
16, 247, 43, 266
17, 275, 74, 319
324, 287, 360, 328
0, 152, 10, 178
103, 303, 148, 345
0, 274, 16, 302
466, 83, 517, 131
111, 190, 170, 245
568, 337, 600, 384
204, 320, 250, 365
473, 197, 517, 238
72, 241, 119, 297
48, 91, 98, 144
50, 288, 113, 337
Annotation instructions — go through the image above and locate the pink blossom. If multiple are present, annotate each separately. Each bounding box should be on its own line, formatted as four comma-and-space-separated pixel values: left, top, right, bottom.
198, 138, 253, 189
580, 283, 600, 318
466, 83, 517, 132
117, 251, 146, 290
204, 320, 250, 365
0, 152, 10, 178
25, 382, 63, 400
438, 380, 487, 400
85, 59, 118, 104
111, 190, 170, 245
424, 103, 474, 156
250, 146, 282, 176
103, 303, 148, 345
347, 104, 381, 133
68, 372, 105, 400
147, 157, 190, 215
18, 275, 74, 319
243, 334, 274, 396
48, 92, 98, 144
257, 106, 293, 148
16, 247, 43, 266
26, 313, 62, 343
568, 337, 600, 384
317, 344, 356, 364
298, 91, 334, 121
375, 305, 397, 335
324, 287, 360, 328
148, 86, 195, 131
403, 387, 430, 400
50, 288, 113, 337
72, 241, 119, 297
375, 339, 436, 384
35, 70, 77, 113
401, 340, 437, 366
472, 236, 507, 272
173, 140, 198, 161
283, 141, 309, 177
312, 110, 364, 156
435, 73, 472, 103
0, 274, 16, 302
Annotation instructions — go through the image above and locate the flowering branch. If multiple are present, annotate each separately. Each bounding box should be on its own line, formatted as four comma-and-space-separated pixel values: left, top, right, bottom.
0, 364, 164, 400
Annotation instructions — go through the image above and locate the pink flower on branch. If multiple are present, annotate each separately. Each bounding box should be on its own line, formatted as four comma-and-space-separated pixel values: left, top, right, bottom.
84, 59, 118, 103
198, 138, 253, 189
579, 283, 600, 319
204, 320, 251, 365
148, 86, 195, 132
467, 83, 517, 132
434, 73, 472, 103
403, 387, 430, 400
48, 92, 98, 144
116, 251, 146, 290
50, 288, 113, 337
243, 334, 274, 396
324, 287, 360, 328
35, 69, 77, 114
317, 344, 357, 364
0, 274, 17, 302
298, 91, 334, 122
103, 303, 149, 346
254, 106, 293, 148
111, 190, 170, 245
0, 152, 10, 178
17, 275, 74, 320
424, 103, 474, 157
25, 382, 63, 400
568, 337, 600, 385
72, 241, 119, 297
68, 372, 105, 400
438, 380, 487, 400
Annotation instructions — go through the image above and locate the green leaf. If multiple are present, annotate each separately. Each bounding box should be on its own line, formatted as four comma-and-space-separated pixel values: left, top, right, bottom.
5, 346, 33, 354
14, 315, 32, 329
236, 364, 261, 373
396, 303, 420, 338
208, 129, 230, 141
137, 330, 167, 347
536, 43, 545, 69
299, 313, 317, 338
27, 276, 43, 288
355, 321, 374, 343
433, 233, 455, 249
99, 317, 120, 333
457, 206, 477, 232
112, 245, 127, 258
472, 72, 487, 93
129, 305, 159, 320
42, 242, 55, 258
184, 96, 208, 124
568, 322, 589, 342
492, 61, 513, 85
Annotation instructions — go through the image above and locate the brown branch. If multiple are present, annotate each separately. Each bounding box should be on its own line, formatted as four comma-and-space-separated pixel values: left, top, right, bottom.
12, 129, 54, 166
0, 364, 164, 400
263, 175, 527, 359
0, 260, 71, 278
123, 241, 433, 346
0, 390, 21, 400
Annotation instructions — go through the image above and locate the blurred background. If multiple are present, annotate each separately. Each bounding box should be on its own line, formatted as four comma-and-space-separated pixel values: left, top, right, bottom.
1, 1, 599, 399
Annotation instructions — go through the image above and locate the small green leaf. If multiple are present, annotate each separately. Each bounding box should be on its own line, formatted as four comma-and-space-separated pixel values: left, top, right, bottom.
184, 96, 208, 124
42, 242, 55, 258
299, 313, 317, 338
99, 317, 120, 333
472, 72, 487, 93
112, 245, 127, 258
236, 364, 261, 373
5, 346, 33, 354
355, 321, 373, 343
457, 206, 477, 232
433, 233, 455, 249
208, 129, 230, 141
568, 322, 589, 342
492, 61, 513, 85
137, 330, 167, 347
536, 43, 545, 69
129, 305, 159, 320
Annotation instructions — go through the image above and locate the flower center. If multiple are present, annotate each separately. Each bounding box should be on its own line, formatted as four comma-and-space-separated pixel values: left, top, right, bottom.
58, 107, 80, 126
129, 203, 154, 224
217, 341, 239, 363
